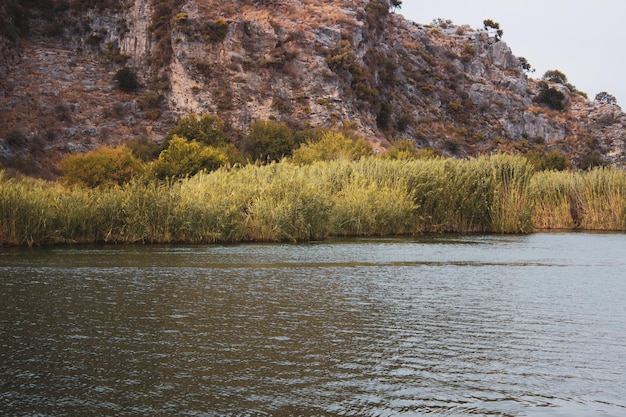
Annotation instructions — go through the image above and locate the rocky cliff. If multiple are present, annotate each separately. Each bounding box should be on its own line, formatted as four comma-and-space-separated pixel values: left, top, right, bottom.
1, 0, 624, 177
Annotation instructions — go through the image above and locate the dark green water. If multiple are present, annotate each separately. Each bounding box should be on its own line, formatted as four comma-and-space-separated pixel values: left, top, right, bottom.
1, 233, 625, 416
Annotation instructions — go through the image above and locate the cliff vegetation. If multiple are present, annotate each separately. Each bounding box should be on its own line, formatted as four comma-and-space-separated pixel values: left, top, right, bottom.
1, 0, 625, 178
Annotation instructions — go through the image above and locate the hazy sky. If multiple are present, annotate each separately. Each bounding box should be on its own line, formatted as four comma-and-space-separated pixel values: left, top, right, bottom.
399, 0, 624, 105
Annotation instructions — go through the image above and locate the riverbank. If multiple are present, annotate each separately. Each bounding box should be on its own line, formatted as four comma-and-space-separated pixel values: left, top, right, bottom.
1, 155, 625, 246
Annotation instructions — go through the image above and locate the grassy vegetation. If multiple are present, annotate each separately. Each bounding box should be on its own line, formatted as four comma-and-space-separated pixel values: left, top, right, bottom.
2, 154, 625, 246
529, 167, 626, 231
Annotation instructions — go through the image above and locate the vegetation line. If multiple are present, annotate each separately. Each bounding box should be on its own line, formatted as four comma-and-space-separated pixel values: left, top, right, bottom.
2, 154, 625, 247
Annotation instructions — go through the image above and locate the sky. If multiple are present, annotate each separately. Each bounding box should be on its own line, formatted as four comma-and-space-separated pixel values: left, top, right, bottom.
399, 0, 625, 105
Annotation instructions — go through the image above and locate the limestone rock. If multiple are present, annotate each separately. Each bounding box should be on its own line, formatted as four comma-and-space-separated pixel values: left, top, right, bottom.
0, 0, 625, 176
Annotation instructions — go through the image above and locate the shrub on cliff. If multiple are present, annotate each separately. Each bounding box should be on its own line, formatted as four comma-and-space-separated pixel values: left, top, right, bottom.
113, 67, 140, 92
365, 0, 390, 32
595, 91, 618, 106
536, 82, 565, 111
483, 19, 503, 41
543, 69, 578, 93
542, 69, 568, 85
390, 0, 402, 12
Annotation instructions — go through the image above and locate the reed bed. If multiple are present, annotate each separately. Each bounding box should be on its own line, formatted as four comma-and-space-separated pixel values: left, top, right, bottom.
529, 167, 626, 231
1, 155, 625, 246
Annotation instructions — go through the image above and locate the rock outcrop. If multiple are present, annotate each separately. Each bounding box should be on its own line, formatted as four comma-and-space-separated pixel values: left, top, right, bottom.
0, 0, 624, 177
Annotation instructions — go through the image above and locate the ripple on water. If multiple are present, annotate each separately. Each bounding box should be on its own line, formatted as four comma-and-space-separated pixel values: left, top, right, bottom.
1, 234, 625, 416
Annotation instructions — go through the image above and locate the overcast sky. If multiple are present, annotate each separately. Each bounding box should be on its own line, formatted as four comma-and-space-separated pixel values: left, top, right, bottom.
399, 0, 624, 105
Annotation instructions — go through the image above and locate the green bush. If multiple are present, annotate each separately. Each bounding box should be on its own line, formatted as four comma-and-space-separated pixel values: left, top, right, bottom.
542, 69, 568, 85
125, 136, 163, 161
292, 131, 373, 164
382, 140, 428, 160
151, 1, 172, 31
365, 0, 390, 32
5, 130, 27, 147
149, 136, 228, 179
189, 59, 212, 77
376, 101, 392, 130
542, 70, 578, 92
518, 56, 534, 73
536, 82, 565, 110
488, 154, 534, 233
0, 172, 103, 245
326, 40, 379, 104
526, 150, 570, 171
102, 41, 130, 64
138, 90, 163, 110
114, 67, 140, 92
331, 173, 417, 236
58, 146, 143, 188
483, 19, 503, 41
246, 120, 295, 162
293, 127, 334, 146
245, 164, 334, 241
390, 0, 402, 12
3, 155, 626, 246
167, 114, 228, 146
530, 167, 626, 230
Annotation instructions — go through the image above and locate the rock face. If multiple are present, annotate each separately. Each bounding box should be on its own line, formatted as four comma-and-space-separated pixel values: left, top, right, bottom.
0, 0, 624, 176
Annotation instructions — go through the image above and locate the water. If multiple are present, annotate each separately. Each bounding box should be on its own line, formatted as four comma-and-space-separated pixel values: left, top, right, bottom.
1, 233, 625, 416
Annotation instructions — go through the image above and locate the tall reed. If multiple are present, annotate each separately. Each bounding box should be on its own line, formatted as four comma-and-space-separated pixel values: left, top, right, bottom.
529, 170, 579, 229
488, 154, 534, 233
242, 163, 333, 241
1, 156, 625, 247
530, 167, 626, 231
0, 174, 52, 246
326, 163, 418, 236
578, 167, 626, 230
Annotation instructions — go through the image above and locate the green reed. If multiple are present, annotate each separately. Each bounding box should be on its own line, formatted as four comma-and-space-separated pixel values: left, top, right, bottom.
0, 173, 100, 245
529, 170, 579, 229
1, 155, 624, 246
488, 154, 534, 233
530, 167, 626, 231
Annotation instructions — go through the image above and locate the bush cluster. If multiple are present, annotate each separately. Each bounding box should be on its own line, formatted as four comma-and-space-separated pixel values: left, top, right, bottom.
51, 105, 606, 193
483, 19, 503, 41
542, 69, 580, 95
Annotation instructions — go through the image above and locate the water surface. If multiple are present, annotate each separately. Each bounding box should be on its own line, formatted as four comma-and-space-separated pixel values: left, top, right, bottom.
1, 233, 625, 416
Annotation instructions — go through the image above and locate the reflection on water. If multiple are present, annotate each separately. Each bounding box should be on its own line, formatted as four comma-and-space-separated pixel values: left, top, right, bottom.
1, 233, 626, 416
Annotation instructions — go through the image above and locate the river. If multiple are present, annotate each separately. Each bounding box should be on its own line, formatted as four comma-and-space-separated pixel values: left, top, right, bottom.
1, 233, 625, 416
